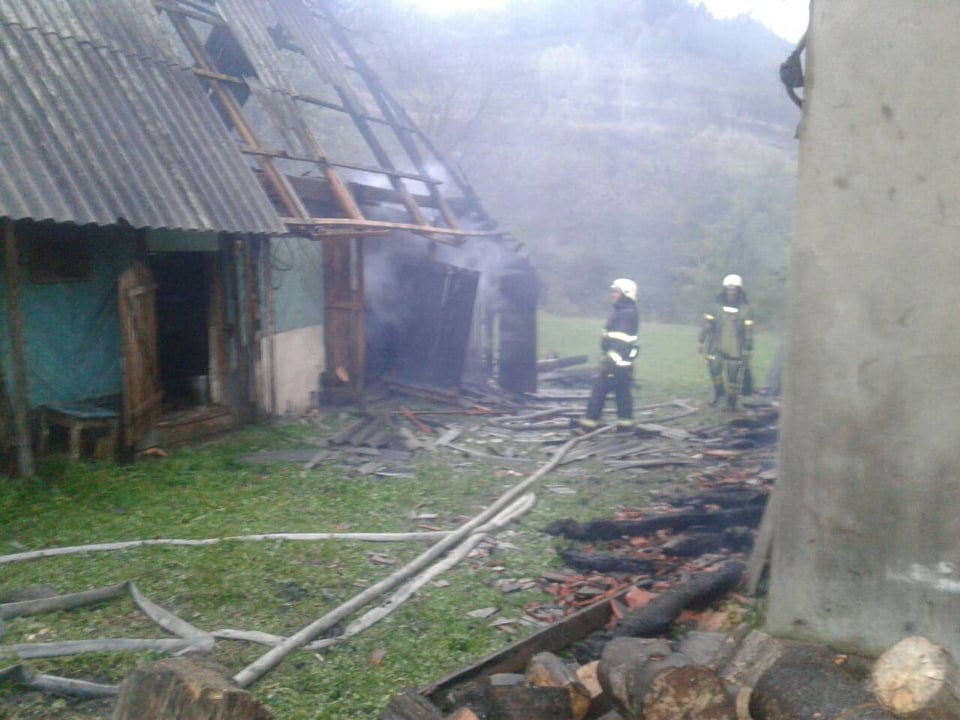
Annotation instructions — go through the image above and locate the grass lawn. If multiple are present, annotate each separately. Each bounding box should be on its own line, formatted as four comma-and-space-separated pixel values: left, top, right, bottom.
538, 313, 778, 404
0, 318, 775, 719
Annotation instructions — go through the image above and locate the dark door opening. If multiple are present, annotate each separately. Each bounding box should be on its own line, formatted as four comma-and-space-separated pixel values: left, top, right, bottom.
147, 252, 211, 411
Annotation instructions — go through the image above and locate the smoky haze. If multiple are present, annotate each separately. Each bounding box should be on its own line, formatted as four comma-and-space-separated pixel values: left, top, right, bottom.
339, 0, 798, 327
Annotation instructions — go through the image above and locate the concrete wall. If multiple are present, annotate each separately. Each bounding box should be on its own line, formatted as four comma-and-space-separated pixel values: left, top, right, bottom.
259, 325, 324, 416
767, 0, 960, 658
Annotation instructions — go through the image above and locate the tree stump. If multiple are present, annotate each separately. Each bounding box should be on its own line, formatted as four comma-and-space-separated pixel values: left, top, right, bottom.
112, 657, 273, 720
872, 636, 960, 719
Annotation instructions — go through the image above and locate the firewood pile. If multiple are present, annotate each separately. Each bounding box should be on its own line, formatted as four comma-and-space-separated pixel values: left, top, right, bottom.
385, 626, 960, 720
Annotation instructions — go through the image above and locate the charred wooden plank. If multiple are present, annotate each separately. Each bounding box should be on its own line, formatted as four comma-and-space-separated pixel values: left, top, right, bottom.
421, 589, 626, 713
556, 549, 654, 575
668, 487, 769, 509
573, 561, 744, 663
661, 527, 755, 557
544, 506, 765, 541
536, 355, 589, 372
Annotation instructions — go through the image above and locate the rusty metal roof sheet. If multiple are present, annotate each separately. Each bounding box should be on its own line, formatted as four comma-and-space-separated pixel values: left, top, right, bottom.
0, 5, 285, 235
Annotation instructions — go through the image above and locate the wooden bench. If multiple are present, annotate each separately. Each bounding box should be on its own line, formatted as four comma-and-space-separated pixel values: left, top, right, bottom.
39, 403, 120, 461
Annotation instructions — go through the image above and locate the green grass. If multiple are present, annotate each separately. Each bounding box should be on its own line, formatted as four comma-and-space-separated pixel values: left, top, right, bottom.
0, 319, 775, 719
538, 313, 778, 403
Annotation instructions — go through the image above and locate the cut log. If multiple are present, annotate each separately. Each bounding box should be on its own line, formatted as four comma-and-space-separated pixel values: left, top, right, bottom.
871, 636, 960, 719
720, 629, 787, 693
576, 661, 603, 699
749, 642, 897, 720
676, 628, 747, 672
525, 651, 591, 720
112, 657, 273, 720
598, 638, 734, 719
445, 708, 480, 720
598, 638, 674, 717
643, 665, 735, 720
379, 687, 446, 720
486, 683, 573, 720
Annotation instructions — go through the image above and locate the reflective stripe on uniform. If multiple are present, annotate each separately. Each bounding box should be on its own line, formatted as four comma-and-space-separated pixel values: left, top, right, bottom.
604, 331, 638, 343
704, 314, 715, 320
606, 351, 632, 367
722, 306, 739, 313
744, 319, 754, 325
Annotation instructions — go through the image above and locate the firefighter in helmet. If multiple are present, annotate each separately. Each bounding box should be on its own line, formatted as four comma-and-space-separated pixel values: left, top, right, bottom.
574, 278, 640, 434
699, 274, 754, 409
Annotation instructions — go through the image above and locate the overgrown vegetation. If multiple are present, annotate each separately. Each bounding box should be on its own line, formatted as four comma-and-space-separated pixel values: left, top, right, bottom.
0, 320, 774, 719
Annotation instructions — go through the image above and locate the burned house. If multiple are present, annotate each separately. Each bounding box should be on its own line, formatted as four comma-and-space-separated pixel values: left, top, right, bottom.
0, 0, 536, 470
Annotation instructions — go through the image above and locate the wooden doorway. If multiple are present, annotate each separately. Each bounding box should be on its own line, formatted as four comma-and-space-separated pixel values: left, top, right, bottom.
118, 262, 162, 450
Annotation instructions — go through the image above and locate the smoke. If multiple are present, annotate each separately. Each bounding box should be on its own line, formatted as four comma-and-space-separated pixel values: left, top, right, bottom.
362, 204, 536, 325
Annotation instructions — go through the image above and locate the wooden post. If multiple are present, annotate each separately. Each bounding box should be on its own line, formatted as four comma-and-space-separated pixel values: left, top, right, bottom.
2, 220, 34, 476
355, 235, 365, 397
263, 237, 276, 415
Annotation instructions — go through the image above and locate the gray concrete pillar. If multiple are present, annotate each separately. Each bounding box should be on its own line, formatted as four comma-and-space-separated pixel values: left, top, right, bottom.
768, 0, 960, 658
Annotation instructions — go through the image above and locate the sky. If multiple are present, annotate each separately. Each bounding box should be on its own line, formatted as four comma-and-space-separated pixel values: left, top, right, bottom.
406, 0, 809, 43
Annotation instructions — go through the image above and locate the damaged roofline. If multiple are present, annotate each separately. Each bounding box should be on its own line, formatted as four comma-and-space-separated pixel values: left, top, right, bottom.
279, 217, 506, 246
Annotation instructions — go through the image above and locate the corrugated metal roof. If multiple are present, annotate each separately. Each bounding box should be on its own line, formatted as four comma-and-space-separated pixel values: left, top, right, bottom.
0, 0, 181, 65
216, 0, 300, 93
0, 4, 285, 235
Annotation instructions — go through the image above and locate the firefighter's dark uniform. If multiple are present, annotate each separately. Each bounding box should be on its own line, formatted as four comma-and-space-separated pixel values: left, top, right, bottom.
577, 296, 639, 431
700, 289, 753, 409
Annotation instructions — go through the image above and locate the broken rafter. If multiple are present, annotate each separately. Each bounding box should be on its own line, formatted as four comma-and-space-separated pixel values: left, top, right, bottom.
240, 144, 441, 185
152, 1, 225, 25
294, 92, 398, 128
400, 406, 435, 434
280, 216, 497, 242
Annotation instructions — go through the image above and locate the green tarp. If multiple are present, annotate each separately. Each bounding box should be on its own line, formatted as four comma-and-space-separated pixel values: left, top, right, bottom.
0, 234, 135, 409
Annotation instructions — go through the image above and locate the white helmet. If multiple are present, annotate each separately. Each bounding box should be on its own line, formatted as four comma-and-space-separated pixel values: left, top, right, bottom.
722, 274, 743, 289
610, 278, 637, 302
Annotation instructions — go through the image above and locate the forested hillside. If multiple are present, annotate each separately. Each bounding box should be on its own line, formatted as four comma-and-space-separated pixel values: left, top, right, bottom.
337, 0, 801, 325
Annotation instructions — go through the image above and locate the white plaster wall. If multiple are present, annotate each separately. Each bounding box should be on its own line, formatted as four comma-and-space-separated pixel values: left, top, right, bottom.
259, 325, 324, 416
767, 0, 960, 657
